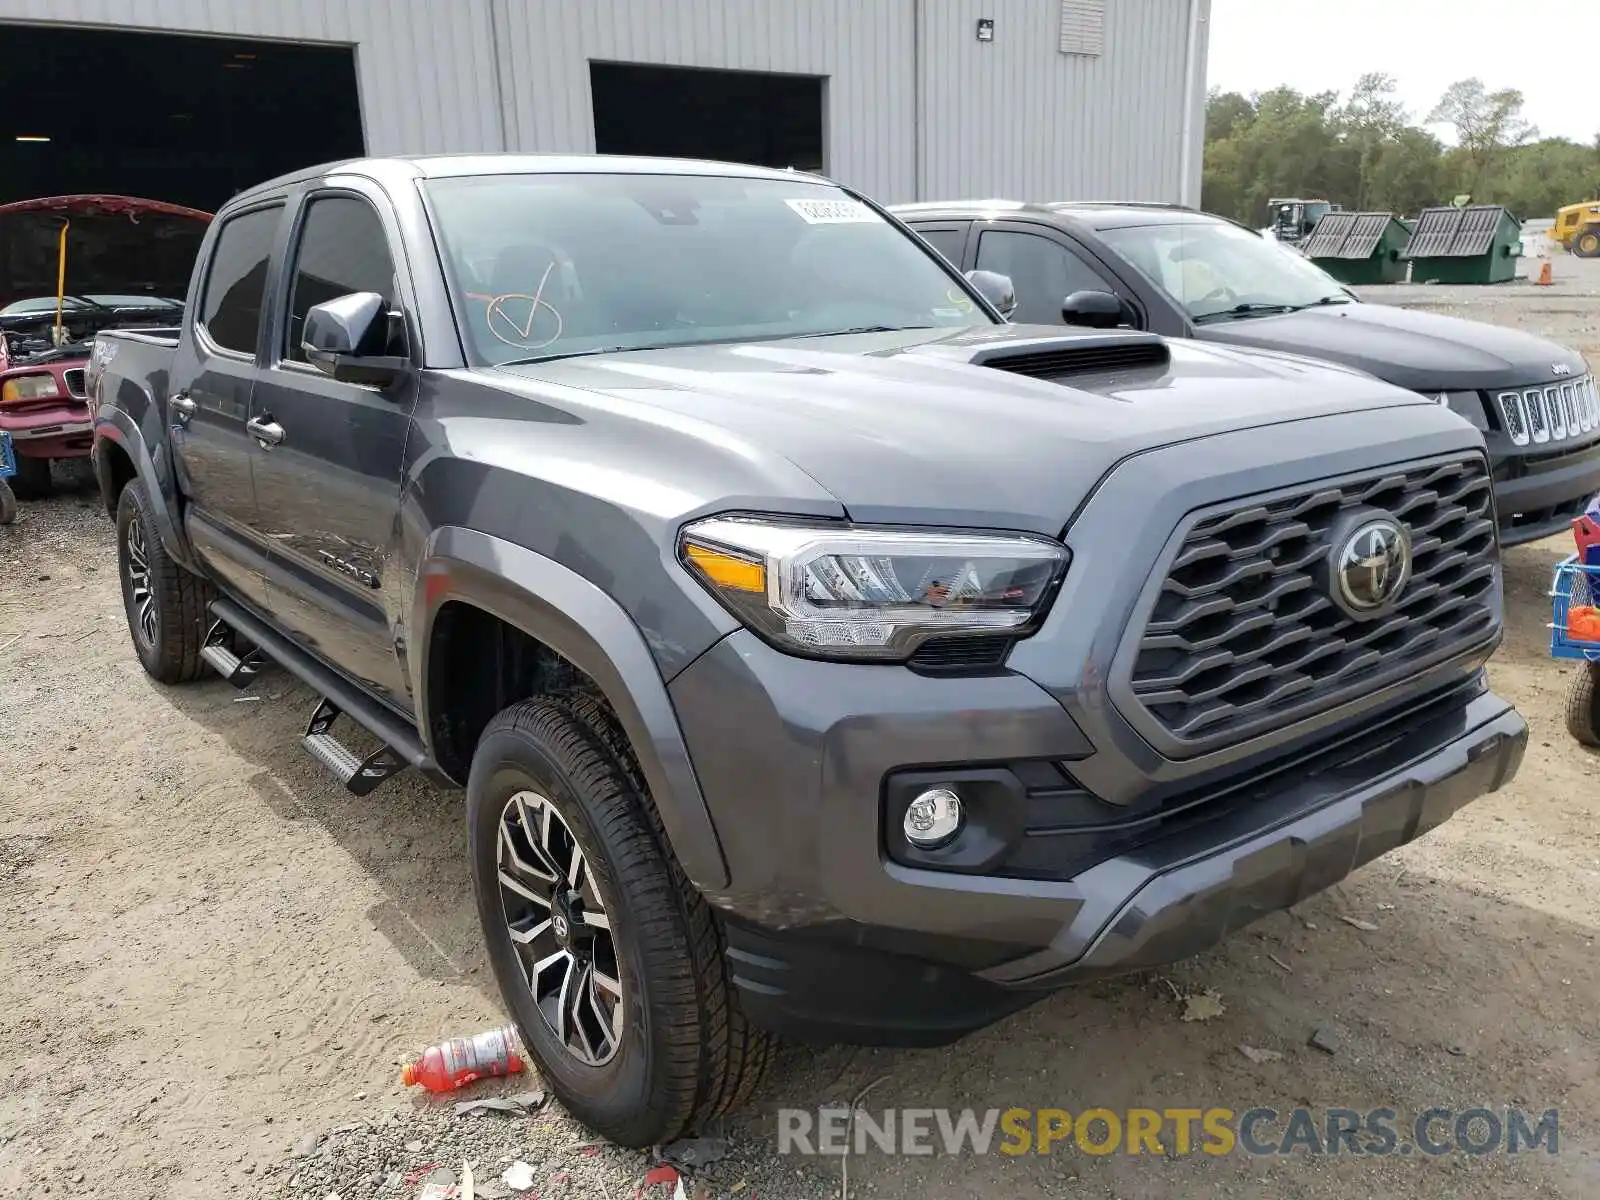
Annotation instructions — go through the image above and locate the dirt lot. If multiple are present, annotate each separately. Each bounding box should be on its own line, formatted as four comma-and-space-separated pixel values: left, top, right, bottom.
5, 271, 1600, 1200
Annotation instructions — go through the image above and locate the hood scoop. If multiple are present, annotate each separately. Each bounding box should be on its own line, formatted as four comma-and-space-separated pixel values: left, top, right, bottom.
968, 331, 1171, 380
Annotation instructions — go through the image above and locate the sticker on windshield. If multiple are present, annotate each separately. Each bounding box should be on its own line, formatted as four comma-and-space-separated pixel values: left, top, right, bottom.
785, 198, 881, 224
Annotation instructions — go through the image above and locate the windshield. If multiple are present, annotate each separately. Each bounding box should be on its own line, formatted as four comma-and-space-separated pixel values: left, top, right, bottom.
423, 173, 990, 365
1096, 220, 1351, 322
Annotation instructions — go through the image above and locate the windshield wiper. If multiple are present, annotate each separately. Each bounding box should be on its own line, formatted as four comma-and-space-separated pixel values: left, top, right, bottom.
495, 346, 637, 366
1192, 303, 1297, 325
789, 325, 938, 339
1298, 294, 1353, 308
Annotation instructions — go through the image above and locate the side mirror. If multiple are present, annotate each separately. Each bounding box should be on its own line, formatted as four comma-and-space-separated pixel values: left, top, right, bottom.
965, 269, 1017, 319
303, 291, 408, 386
1061, 290, 1132, 329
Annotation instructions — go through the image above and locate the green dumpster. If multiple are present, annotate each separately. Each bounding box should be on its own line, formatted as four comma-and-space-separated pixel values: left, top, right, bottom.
1301, 212, 1411, 284
1400, 205, 1522, 284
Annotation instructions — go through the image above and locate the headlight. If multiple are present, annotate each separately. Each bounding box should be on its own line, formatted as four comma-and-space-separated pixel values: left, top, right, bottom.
0, 373, 62, 404
1431, 390, 1488, 430
679, 516, 1068, 661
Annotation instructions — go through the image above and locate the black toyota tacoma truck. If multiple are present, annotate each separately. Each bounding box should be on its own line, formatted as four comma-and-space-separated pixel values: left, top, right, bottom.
90, 155, 1527, 1148
893, 200, 1600, 545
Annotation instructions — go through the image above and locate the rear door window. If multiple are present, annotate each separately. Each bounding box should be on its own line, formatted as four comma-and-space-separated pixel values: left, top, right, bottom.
199, 205, 282, 356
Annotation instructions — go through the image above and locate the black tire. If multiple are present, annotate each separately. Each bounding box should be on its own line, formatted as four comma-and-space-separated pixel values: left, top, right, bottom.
1565, 664, 1600, 747
0, 479, 15, 525
9, 454, 51, 499
1577, 231, 1600, 259
467, 696, 772, 1148
115, 479, 218, 683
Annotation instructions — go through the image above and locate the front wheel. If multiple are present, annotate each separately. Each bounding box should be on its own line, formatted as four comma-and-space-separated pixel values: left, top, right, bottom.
116, 479, 217, 683
467, 696, 772, 1148
0, 479, 15, 525
1576, 231, 1600, 259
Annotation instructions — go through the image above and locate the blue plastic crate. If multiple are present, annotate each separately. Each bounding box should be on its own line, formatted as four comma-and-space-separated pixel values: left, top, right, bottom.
0, 430, 14, 480
1550, 554, 1600, 660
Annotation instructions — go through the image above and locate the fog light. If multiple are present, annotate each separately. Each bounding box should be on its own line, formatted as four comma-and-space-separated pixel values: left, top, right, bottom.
903, 787, 964, 848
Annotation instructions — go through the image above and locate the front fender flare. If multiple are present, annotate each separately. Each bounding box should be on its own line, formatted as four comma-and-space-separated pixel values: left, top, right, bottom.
413, 527, 730, 892
92, 408, 196, 571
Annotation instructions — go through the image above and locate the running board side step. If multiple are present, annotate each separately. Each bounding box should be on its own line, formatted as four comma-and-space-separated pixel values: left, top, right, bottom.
304, 698, 408, 796
200, 619, 269, 688
206, 597, 434, 796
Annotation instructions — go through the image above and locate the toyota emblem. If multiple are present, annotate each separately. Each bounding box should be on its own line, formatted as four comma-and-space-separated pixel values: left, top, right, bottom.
1334, 518, 1412, 615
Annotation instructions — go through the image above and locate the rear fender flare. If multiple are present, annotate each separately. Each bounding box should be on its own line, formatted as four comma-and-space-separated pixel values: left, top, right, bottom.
92, 408, 197, 571
413, 526, 731, 892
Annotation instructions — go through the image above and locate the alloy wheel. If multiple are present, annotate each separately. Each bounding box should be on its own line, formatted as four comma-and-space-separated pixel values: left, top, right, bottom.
125, 516, 157, 648
496, 790, 624, 1066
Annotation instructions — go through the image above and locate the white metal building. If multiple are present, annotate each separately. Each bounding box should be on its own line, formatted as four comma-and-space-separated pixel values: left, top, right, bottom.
0, 0, 1209, 212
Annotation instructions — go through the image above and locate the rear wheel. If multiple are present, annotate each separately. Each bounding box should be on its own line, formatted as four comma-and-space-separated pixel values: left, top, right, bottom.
1565, 663, 1600, 746
115, 479, 218, 683
1576, 230, 1600, 258
467, 696, 772, 1148
9, 455, 51, 499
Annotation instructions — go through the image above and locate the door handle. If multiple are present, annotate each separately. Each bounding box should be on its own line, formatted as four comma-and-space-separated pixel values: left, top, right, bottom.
170, 392, 197, 416
246, 415, 286, 447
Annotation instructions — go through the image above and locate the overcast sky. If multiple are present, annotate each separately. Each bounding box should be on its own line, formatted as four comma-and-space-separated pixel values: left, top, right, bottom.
1207, 0, 1591, 143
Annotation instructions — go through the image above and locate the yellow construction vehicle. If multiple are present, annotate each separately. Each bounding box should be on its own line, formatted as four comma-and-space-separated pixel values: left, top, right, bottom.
1553, 201, 1600, 256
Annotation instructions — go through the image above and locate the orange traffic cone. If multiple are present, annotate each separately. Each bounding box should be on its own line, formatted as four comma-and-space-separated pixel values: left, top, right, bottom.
1537, 259, 1554, 286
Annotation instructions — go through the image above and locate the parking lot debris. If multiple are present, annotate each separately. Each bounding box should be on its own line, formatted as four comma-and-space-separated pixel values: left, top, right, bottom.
658, 1137, 730, 1170
1308, 1025, 1341, 1055
452, 1092, 545, 1119
500, 1161, 536, 1192
402, 1027, 525, 1094
1237, 1045, 1283, 1065
1180, 990, 1226, 1022
1338, 915, 1380, 932
634, 1164, 682, 1199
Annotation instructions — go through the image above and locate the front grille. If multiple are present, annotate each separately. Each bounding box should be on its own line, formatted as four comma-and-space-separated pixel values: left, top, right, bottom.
62, 368, 87, 399
1496, 375, 1598, 446
1124, 456, 1498, 751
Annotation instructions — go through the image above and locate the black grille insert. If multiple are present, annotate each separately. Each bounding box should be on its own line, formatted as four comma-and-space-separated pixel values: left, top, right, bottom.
908, 635, 1014, 674
1124, 456, 1498, 751
62, 367, 87, 398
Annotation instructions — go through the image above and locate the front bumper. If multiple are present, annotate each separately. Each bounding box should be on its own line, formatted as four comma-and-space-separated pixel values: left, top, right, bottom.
674, 633, 1524, 1043
0, 402, 93, 458
1488, 435, 1600, 545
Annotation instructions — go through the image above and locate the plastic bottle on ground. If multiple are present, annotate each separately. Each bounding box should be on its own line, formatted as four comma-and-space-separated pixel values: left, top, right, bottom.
400, 1025, 525, 1093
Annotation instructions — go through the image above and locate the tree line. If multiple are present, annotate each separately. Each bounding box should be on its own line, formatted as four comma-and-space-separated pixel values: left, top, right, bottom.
1201, 73, 1600, 227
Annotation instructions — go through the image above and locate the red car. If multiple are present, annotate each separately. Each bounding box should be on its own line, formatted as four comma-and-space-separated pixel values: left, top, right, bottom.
0, 194, 210, 496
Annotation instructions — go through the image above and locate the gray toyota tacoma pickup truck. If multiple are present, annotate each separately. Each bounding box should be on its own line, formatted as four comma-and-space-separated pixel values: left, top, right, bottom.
89, 154, 1527, 1148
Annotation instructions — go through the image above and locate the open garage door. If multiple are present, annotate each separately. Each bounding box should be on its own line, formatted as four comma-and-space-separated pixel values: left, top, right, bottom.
0, 24, 365, 211
590, 63, 824, 174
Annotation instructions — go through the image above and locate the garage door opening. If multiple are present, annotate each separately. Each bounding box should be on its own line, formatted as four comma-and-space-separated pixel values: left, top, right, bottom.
0, 24, 365, 211
590, 63, 824, 174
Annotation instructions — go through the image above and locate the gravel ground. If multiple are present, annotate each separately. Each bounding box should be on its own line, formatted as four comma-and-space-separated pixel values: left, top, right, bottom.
5, 277, 1600, 1200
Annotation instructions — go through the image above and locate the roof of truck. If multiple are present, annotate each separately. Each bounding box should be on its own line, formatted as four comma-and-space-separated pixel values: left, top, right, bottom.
226, 154, 834, 205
